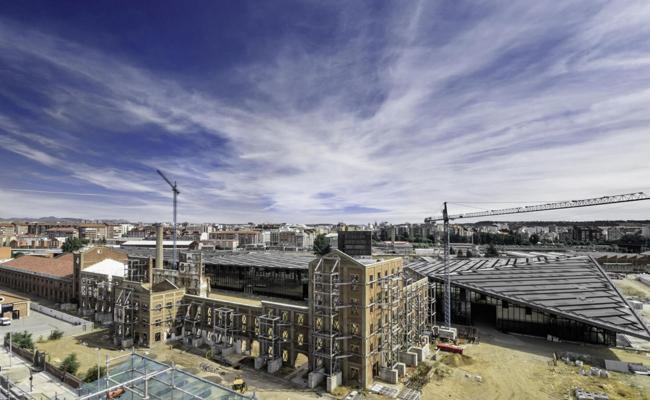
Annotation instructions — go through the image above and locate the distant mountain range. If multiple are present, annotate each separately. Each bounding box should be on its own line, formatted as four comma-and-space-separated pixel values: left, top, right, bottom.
0, 216, 131, 224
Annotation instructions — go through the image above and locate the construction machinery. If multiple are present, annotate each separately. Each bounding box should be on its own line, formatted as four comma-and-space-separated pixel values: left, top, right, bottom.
156, 169, 180, 268
425, 192, 650, 329
231, 377, 247, 393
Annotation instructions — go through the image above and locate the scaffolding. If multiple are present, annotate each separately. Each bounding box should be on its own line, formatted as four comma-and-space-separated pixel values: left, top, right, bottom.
378, 272, 402, 368
212, 306, 242, 349
258, 313, 284, 362
182, 301, 203, 341
311, 254, 348, 376
114, 287, 135, 347
428, 280, 437, 329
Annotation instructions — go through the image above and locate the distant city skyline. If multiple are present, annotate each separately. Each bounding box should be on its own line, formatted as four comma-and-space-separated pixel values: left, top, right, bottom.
2, 2, 650, 223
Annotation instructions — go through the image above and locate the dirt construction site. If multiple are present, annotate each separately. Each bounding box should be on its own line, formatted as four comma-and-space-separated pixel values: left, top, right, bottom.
421, 325, 650, 400
31, 321, 650, 400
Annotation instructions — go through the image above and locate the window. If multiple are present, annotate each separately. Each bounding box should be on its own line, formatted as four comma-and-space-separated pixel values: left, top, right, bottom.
350, 367, 360, 381
155, 332, 161, 342
369, 275, 374, 288
525, 307, 532, 316
502, 301, 509, 309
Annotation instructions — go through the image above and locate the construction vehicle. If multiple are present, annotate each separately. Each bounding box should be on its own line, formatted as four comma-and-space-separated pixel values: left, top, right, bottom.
437, 342, 464, 354
231, 377, 247, 393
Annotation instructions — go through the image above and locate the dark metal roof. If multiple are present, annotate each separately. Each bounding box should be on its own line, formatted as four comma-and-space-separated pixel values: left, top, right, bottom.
406, 256, 650, 340
203, 252, 315, 270
124, 247, 315, 270
123, 247, 233, 259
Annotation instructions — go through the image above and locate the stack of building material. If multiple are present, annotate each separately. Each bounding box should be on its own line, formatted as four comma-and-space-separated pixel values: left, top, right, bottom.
639, 274, 650, 287
575, 388, 608, 400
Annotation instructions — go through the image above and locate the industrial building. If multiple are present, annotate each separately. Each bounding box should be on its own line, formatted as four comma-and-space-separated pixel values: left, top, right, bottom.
337, 230, 372, 256
203, 252, 314, 300
106, 247, 431, 391
0, 253, 76, 303
406, 256, 650, 345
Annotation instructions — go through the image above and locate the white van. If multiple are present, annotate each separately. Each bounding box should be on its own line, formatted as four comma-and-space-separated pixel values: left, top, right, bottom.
0, 317, 11, 326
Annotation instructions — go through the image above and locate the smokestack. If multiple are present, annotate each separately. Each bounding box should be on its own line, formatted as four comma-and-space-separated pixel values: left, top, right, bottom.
155, 223, 164, 269
148, 257, 153, 284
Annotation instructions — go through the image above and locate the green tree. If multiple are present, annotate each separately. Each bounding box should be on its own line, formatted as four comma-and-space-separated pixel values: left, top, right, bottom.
61, 353, 80, 375
4, 331, 34, 350
84, 364, 107, 383
62, 237, 84, 252
48, 329, 64, 341
313, 234, 331, 256
485, 243, 498, 257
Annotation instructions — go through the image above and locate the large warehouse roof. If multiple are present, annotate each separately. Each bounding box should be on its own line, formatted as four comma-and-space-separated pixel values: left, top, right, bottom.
406, 256, 650, 340
0, 253, 74, 278
204, 252, 315, 270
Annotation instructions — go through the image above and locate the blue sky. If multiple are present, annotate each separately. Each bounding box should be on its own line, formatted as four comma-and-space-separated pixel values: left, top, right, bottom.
1, 1, 650, 223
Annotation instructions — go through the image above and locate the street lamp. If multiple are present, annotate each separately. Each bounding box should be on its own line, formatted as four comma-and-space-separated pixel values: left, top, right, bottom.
96, 348, 101, 392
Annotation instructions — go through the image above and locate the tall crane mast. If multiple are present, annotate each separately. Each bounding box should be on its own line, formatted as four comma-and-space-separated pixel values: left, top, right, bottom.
156, 169, 180, 268
425, 192, 650, 329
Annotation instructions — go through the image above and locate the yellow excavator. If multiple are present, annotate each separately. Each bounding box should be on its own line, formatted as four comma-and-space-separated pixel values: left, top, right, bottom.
232, 377, 247, 393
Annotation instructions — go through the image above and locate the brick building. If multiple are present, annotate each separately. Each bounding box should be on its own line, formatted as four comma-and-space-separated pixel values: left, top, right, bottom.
0, 253, 75, 303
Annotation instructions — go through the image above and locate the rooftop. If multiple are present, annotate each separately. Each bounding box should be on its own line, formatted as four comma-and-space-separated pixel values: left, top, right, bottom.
406, 256, 650, 340
83, 258, 127, 278
0, 253, 74, 278
121, 240, 196, 247
79, 352, 251, 399
203, 251, 315, 270
206, 289, 308, 308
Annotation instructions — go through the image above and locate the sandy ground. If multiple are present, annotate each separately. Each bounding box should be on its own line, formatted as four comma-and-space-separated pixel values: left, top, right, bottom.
36, 329, 132, 379
145, 343, 328, 400
614, 276, 650, 301
422, 326, 650, 400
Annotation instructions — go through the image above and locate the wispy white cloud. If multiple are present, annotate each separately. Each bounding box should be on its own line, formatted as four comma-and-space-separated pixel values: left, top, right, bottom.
1, 2, 650, 223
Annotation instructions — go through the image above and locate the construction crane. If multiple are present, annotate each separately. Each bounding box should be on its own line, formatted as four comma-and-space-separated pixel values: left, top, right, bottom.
156, 169, 180, 268
424, 192, 650, 329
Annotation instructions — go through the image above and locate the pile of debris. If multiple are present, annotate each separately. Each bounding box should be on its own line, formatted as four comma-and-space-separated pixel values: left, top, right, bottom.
574, 387, 608, 400
577, 366, 609, 378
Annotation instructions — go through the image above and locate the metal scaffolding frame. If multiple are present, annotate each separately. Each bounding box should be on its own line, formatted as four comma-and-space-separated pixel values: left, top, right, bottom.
211, 306, 242, 347
311, 255, 349, 376
182, 301, 203, 340
114, 287, 135, 347
258, 313, 286, 362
